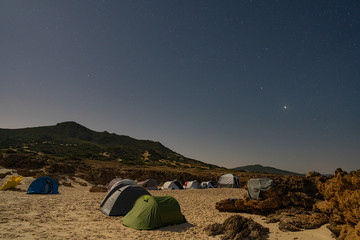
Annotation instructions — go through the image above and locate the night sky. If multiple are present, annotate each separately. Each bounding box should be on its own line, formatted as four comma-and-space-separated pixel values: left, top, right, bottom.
1, 1, 359, 174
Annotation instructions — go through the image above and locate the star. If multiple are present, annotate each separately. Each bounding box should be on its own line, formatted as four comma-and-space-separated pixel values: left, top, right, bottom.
283, 105, 287, 109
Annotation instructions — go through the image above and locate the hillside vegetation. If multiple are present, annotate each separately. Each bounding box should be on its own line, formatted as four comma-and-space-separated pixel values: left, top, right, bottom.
0, 121, 219, 170
0, 122, 305, 185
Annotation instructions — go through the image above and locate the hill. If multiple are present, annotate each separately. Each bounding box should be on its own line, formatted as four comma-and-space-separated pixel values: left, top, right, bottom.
0, 121, 219, 170
233, 164, 303, 176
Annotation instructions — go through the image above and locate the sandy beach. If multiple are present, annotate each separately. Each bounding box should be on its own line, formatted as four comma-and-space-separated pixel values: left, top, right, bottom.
0, 174, 334, 240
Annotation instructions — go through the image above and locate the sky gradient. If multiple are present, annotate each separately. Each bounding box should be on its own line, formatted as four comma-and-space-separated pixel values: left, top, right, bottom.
1, 1, 359, 174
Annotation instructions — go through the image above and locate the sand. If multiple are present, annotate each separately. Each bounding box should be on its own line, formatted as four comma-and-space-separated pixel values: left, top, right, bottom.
0, 173, 334, 240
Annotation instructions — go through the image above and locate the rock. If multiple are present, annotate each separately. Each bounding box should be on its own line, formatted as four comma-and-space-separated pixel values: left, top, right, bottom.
89, 185, 107, 192
287, 192, 314, 209
78, 182, 88, 187
204, 223, 223, 236
61, 182, 73, 187
216, 199, 238, 212
266, 208, 328, 232
338, 224, 360, 240
216, 185, 315, 214
314, 169, 360, 239
0, 171, 12, 179
327, 222, 342, 238
306, 171, 321, 178
204, 215, 269, 240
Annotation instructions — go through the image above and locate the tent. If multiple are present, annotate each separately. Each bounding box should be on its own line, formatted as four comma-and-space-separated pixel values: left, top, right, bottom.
161, 180, 184, 190
200, 181, 215, 189
110, 179, 137, 191
137, 179, 158, 190
217, 174, 240, 188
122, 195, 186, 230
27, 176, 59, 194
183, 180, 200, 189
0, 176, 23, 190
247, 178, 275, 200
100, 185, 150, 216
107, 178, 123, 190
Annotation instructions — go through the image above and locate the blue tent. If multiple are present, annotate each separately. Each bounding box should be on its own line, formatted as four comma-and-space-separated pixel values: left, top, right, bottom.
27, 176, 59, 194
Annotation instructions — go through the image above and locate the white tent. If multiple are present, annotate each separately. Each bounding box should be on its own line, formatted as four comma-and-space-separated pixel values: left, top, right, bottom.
183, 180, 201, 189
217, 174, 240, 188
200, 181, 215, 188
161, 180, 184, 190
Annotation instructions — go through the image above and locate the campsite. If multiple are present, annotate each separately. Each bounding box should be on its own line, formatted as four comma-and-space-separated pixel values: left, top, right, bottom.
0, 124, 359, 239
1, 0, 360, 238
0, 168, 342, 240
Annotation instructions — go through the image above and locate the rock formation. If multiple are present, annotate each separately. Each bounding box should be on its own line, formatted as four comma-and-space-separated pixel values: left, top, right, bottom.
204, 215, 269, 240
216, 182, 316, 214
314, 168, 360, 239
266, 208, 328, 231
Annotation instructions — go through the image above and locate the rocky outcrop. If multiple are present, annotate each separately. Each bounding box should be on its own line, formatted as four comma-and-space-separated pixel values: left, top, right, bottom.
266, 208, 328, 231
314, 168, 360, 239
216, 182, 316, 214
215, 175, 333, 234
204, 215, 269, 240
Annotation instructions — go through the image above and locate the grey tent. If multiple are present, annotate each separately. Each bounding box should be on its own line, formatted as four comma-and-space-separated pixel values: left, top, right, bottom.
107, 178, 122, 190
110, 179, 137, 190
100, 185, 150, 216
183, 180, 201, 189
217, 174, 240, 188
247, 178, 275, 200
137, 179, 159, 190
161, 180, 184, 190
200, 181, 215, 189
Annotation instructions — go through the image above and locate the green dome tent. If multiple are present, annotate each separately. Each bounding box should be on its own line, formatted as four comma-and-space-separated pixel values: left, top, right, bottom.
122, 195, 186, 230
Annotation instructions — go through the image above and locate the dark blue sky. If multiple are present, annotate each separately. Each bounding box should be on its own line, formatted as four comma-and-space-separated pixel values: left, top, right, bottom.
1, 1, 359, 174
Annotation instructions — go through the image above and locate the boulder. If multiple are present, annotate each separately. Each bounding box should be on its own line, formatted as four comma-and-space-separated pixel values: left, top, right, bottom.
204, 215, 269, 240
266, 208, 328, 232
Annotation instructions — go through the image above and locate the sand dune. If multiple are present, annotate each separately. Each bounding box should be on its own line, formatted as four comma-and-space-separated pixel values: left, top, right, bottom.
0, 174, 334, 239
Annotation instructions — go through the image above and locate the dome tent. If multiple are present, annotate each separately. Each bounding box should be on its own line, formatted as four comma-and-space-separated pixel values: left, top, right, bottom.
27, 176, 59, 194
137, 179, 159, 190
200, 181, 215, 189
183, 180, 201, 189
108, 178, 137, 191
100, 185, 150, 216
217, 174, 240, 188
122, 195, 186, 230
161, 180, 184, 190
107, 178, 123, 190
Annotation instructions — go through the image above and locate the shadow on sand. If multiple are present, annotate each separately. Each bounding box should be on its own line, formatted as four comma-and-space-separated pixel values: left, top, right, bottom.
158, 222, 195, 233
